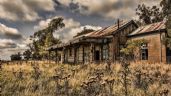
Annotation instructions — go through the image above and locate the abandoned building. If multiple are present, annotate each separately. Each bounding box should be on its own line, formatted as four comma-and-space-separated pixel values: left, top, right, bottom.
128, 21, 171, 63
47, 20, 171, 64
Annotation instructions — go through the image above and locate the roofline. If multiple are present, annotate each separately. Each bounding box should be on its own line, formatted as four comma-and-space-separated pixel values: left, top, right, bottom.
127, 29, 166, 38
112, 20, 138, 35
47, 35, 113, 51
69, 20, 137, 42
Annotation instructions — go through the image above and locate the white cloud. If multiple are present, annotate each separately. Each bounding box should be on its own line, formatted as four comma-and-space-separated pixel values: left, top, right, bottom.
59, 25, 102, 42
34, 16, 81, 31
34, 19, 52, 31
0, 39, 16, 49
0, 38, 31, 60
0, 0, 55, 21
0, 47, 26, 60
22, 37, 33, 45
0, 23, 22, 39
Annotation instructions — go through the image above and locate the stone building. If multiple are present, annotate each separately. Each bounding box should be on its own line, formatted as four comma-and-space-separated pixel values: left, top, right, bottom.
47, 20, 171, 64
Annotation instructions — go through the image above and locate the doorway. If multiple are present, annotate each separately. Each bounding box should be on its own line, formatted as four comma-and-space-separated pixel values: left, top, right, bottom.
95, 50, 100, 61
166, 48, 171, 64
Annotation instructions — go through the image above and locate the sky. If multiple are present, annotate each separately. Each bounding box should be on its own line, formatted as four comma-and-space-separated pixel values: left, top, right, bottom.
0, 0, 161, 60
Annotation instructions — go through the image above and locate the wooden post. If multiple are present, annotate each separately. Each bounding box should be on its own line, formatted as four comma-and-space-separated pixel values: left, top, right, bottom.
61, 48, 64, 64
90, 43, 93, 63
55, 49, 58, 63
48, 50, 50, 64
83, 46, 85, 64
101, 44, 103, 62
93, 44, 95, 63
74, 47, 77, 64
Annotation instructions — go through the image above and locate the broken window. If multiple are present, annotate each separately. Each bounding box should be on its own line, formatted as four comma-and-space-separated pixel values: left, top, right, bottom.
102, 45, 109, 60
95, 50, 100, 61
140, 43, 148, 60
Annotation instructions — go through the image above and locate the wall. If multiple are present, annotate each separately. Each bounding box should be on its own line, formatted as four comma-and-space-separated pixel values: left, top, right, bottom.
109, 23, 138, 62
129, 32, 166, 63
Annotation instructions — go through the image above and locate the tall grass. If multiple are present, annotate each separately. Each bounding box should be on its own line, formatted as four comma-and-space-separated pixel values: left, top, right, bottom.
1, 61, 171, 96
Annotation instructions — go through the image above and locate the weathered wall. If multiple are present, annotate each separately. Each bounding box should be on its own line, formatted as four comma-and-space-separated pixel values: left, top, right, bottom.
129, 32, 166, 63
110, 23, 138, 62
64, 44, 93, 64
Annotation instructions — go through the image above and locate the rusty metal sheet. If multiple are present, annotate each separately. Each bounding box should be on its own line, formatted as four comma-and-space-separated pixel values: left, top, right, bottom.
129, 21, 165, 36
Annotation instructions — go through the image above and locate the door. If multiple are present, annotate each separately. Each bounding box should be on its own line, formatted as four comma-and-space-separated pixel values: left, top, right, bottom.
166, 48, 171, 64
95, 50, 100, 61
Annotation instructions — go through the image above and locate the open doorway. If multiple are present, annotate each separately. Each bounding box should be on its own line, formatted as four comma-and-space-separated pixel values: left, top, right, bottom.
95, 50, 100, 61
166, 48, 171, 64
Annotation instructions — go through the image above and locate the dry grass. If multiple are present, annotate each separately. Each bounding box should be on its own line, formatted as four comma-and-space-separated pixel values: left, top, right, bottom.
1, 61, 171, 96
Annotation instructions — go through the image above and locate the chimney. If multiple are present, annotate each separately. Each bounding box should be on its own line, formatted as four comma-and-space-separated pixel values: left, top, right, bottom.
117, 19, 120, 29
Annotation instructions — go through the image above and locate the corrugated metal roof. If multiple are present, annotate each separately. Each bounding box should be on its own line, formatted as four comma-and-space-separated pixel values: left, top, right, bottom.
129, 21, 165, 36
86, 20, 131, 37
66, 20, 132, 44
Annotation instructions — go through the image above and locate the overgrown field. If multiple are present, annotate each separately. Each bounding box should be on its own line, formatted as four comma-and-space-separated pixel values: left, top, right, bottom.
1, 61, 171, 96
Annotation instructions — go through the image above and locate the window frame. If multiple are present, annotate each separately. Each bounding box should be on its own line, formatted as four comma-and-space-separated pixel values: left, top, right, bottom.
102, 45, 109, 60
140, 43, 148, 60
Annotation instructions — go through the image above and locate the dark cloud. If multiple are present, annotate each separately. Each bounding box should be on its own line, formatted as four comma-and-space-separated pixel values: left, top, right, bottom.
54, 0, 161, 19
0, 0, 55, 21
3, 32, 22, 40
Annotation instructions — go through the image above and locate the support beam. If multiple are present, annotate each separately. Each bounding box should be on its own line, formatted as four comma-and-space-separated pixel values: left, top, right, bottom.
93, 44, 95, 62
83, 46, 85, 64
74, 47, 76, 64
101, 44, 103, 62
61, 48, 64, 64
55, 50, 58, 63
48, 50, 51, 64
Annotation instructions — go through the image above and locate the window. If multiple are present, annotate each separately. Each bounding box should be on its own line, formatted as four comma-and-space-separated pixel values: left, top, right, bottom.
102, 45, 109, 60
140, 43, 148, 60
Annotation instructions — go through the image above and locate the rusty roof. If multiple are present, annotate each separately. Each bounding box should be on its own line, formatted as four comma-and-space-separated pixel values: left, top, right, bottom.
66, 20, 135, 43
129, 21, 166, 36
86, 20, 134, 37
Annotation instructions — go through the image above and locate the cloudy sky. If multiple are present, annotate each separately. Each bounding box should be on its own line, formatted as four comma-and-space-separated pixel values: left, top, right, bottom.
0, 0, 161, 60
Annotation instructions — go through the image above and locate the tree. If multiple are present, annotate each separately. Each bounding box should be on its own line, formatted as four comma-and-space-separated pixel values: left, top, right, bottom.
136, 4, 164, 25
120, 39, 148, 60
160, 0, 171, 18
31, 17, 65, 59
160, 0, 171, 48
74, 27, 94, 37
23, 49, 32, 60
10, 52, 22, 61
